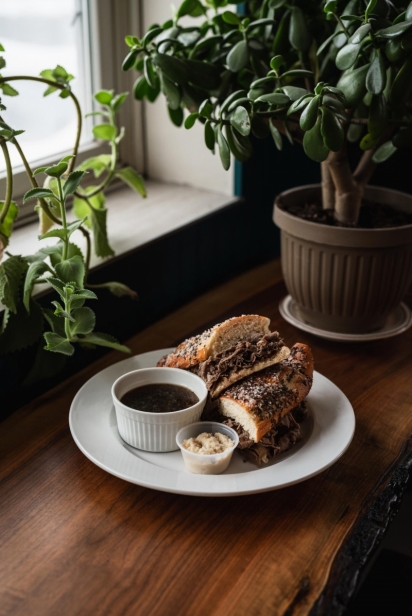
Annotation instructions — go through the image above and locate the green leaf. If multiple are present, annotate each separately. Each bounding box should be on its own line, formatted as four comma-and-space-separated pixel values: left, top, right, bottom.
227, 40, 249, 72
111, 92, 128, 113
45, 162, 68, 178
23, 188, 55, 204
337, 64, 370, 107
79, 332, 130, 353
33, 166, 49, 176
281, 69, 313, 79
225, 125, 252, 162
1, 83, 18, 96
77, 154, 111, 178
360, 132, 380, 150
168, 106, 184, 127
23, 261, 51, 312
70, 307, 96, 335
270, 55, 284, 72
160, 75, 181, 110
365, 0, 377, 19
67, 217, 87, 238
269, 121, 283, 150
281, 86, 309, 102
199, 99, 213, 118
47, 241, 84, 267
38, 228, 68, 241
204, 120, 215, 151
43, 307, 66, 337
144, 56, 158, 89
300, 95, 320, 131
372, 141, 397, 163
317, 30, 345, 56
287, 94, 313, 115
115, 167, 147, 198
303, 117, 329, 162
350, 23, 371, 45
366, 51, 386, 95
51, 300, 74, 321
0, 201, 18, 244
220, 90, 247, 115
376, 22, 412, 39
94, 281, 138, 300
184, 112, 199, 129
122, 49, 139, 72
71, 289, 98, 301
256, 93, 290, 105
178, 0, 204, 18
47, 277, 66, 298
44, 332, 74, 356
94, 89, 114, 105
153, 53, 188, 85
89, 207, 115, 258
222, 11, 241, 25
230, 106, 251, 136
93, 124, 117, 141
73, 189, 104, 229
289, 7, 312, 51
0, 255, 28, 313
320, 107, 344, 151
217, 127, 231, 170
336, 43, 361, 70
55, 255, 85, 288
63, 170, 86, 199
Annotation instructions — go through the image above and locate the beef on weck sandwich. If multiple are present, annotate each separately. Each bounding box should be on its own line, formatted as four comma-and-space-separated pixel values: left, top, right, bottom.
210, 343, 314, 466
157, 315, 290, 398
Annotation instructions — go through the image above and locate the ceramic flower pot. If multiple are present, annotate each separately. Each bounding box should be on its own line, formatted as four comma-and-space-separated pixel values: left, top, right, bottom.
274, 184, 412, 334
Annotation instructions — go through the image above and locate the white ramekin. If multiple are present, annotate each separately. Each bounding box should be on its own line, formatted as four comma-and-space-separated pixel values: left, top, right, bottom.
176, 421, 239, 474
111, 367, 208, 452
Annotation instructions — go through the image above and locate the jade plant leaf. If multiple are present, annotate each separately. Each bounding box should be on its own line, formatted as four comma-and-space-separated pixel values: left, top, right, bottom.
320, 107, 344, 152
230, 106, 251, 136
303, 117, 329, 162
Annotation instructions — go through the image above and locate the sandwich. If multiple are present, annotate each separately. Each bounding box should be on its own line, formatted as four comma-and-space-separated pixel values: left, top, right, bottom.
157, 315, 290, 398
207, 343, 314, 466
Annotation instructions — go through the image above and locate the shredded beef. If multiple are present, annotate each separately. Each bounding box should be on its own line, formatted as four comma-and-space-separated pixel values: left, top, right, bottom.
208, 401, 308, 468
192, 332, 284, 394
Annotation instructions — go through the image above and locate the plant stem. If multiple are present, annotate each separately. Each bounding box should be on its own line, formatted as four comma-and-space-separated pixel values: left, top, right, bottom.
321, 161, 335, 210
56, 177, 69, 260
0, 75, 82, 171
0, 139, 13, 224
79, 225, 91, 278
326, 147, 362, 224
9, 133, 62, 225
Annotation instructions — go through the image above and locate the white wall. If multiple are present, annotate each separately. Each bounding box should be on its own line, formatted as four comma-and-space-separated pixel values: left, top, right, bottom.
142, 0, 234, 197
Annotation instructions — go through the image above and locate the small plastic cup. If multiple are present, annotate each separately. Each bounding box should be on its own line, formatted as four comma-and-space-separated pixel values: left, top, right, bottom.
176, 421, 239, 475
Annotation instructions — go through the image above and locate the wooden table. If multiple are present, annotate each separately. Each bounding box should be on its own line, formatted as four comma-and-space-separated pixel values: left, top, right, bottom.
1, 260, 412, 616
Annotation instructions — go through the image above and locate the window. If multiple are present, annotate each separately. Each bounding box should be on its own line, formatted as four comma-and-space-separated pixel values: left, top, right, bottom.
1, 0, 233, 227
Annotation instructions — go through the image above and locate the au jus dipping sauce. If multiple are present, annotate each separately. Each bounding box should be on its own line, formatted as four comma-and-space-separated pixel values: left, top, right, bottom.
120, 383, 199, 413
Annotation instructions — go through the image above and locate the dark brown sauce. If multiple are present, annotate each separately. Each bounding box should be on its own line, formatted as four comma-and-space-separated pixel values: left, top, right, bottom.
120, 383, 199, 413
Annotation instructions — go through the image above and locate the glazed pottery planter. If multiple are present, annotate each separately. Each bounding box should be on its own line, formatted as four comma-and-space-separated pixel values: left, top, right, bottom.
274, 185, 412, 334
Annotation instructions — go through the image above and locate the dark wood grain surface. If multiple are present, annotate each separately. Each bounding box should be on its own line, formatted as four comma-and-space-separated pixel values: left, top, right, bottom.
1, 259, 411, 616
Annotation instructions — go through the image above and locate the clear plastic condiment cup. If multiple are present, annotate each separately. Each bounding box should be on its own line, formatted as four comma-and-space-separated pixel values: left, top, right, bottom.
176, 421, 239, 475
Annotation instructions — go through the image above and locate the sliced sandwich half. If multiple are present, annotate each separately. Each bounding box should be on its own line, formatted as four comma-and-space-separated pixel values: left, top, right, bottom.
215, 343, 314, 466
157, 315, 290, 398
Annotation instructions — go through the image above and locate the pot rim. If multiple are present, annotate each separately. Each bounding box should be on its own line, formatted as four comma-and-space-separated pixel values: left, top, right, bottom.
274, 184, 412, 248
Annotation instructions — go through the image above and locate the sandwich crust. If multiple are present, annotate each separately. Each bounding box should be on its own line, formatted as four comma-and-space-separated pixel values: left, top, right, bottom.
218, 343, 314, 442
158, 315, 271, 370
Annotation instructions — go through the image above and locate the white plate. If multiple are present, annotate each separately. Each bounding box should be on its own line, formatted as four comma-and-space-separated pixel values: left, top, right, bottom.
69, 349, 355, 497
279, 295, 412, 342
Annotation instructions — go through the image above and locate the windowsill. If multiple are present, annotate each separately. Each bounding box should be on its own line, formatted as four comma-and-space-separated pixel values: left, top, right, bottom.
7, 180, 238, 294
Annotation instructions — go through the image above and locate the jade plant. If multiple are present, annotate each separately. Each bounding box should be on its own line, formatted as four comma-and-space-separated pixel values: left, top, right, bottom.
0, 48, 146, 368
124, 0, 412, 225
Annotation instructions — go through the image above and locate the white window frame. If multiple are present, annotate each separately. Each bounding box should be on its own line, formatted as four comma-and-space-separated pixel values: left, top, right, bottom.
1, 0, 233, 227
0, 0, 144, 225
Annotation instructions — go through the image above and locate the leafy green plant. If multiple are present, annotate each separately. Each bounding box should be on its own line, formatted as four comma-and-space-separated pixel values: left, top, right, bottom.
0, 48, 146, 365
123, 0, 412, 225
